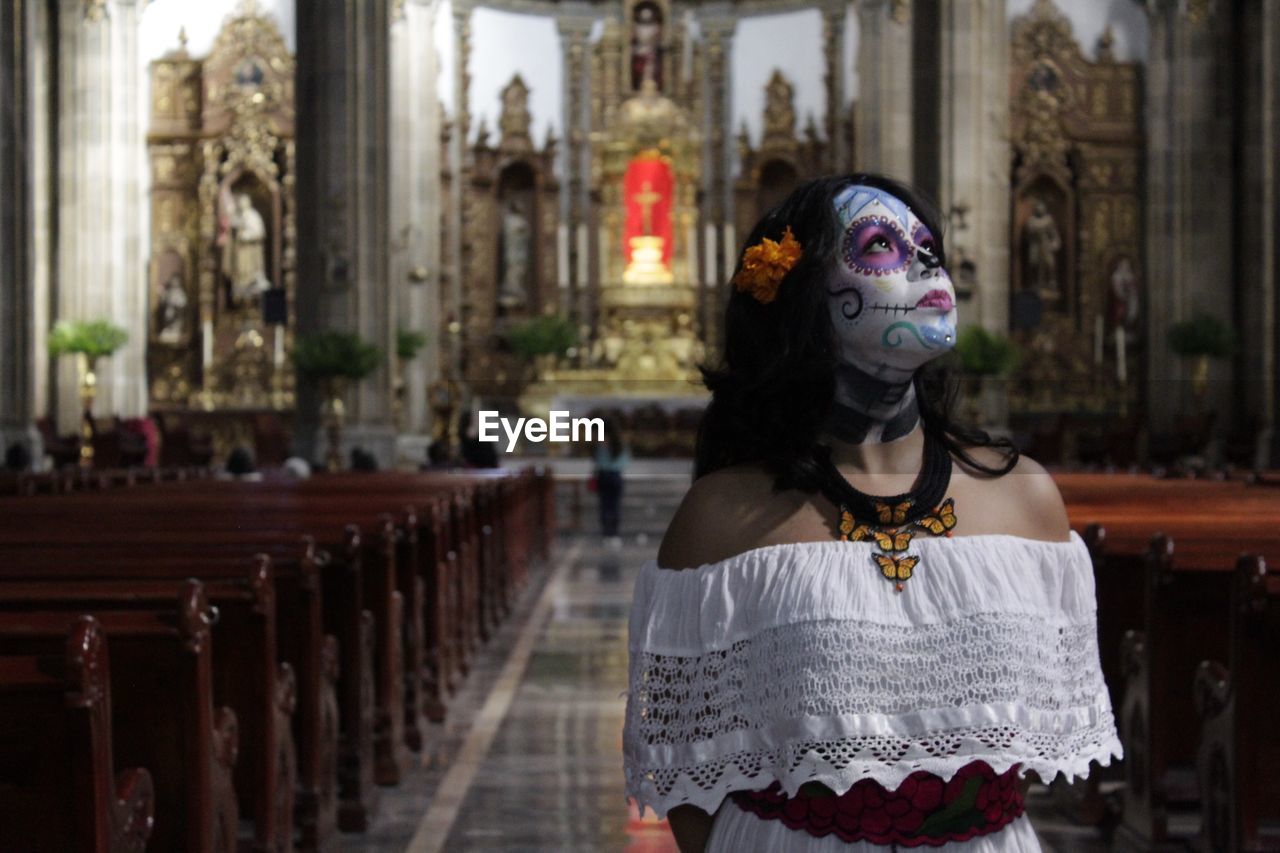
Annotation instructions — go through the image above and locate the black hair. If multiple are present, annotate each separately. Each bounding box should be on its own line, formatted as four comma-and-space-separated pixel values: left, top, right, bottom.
350, 446, 379, 472
694, 172, 1018, 489
5, 442, 32, 473
226, 446, 257, 476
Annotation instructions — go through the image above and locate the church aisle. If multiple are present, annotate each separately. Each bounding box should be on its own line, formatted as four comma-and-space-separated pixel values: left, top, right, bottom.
349, 477, 1113, 852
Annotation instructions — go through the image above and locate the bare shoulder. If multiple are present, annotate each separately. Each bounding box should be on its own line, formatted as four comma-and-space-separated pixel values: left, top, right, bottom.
657, 465, 807, 570
954, 446, 1071, 542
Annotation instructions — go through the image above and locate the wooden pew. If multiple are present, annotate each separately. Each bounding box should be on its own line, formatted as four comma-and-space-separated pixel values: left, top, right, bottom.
0, 583, 237, 853
0, 536, 342, 852
0, 616, 155, 853
0, 561, 296, 853
0, 500, 381, 833
1115, 534, 1235, 849
0, 466, 550, 844
1082, 524, 1147, 715
1059, 473, 1280, 847
97, 490, 411, 791
1193, 555, 1280, 852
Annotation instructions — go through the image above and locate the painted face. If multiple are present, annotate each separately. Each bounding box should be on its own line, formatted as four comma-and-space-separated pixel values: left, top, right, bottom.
827, 185, 957, 379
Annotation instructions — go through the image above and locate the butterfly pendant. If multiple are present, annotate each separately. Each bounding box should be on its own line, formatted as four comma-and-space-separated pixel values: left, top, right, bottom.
873, 553, 919, 592
875, 500, 913, 526
841, 519, 910, 551
872, 528, 913, 552
915, 497, 957, 537
839, 496, 958, 592
840, 512, 878, 544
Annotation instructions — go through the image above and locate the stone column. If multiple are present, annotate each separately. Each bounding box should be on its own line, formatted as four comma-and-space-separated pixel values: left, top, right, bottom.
1233, 0, 1278, 466
0, 0, 41, 458
855, 0, 913, 180
822, 3, 847, 170
1143, 0, 1235, 436
702, 16, 734, 352
702, 17, 735, 227
937, 0, 1011, 334
296, 0, 396, 465
558, 17, 592, 321
390, 0, 443, 452
54, 0, 148, 434
447, 4, 470, 381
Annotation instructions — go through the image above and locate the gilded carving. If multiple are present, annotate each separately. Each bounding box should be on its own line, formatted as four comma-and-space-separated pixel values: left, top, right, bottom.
146, 5, 295, 412
762, 71, 797, 149
1009, 0, 1145, 415
498, 74, 533, 150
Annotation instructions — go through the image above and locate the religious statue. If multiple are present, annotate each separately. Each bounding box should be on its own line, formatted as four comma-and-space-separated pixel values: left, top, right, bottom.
630, 2, 663, 92
635, 181, 660, 235
1022, 200, 1062, 297
498, 201, 531, 309
156, 273, 188, 344
1108, 257, 1140, 332
220, 191, 271, 306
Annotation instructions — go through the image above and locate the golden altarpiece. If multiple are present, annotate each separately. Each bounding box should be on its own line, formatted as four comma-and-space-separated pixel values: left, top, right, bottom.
146, 8, 296, 434
1006, 0, 1144, 424
514, 0, 710, 419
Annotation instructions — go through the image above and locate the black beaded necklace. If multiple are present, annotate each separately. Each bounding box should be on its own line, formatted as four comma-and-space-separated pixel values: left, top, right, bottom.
813, 428, 958, 592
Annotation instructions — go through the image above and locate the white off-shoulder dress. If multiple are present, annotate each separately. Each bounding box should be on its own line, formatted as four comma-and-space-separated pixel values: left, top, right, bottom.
622, 532, 1123, 851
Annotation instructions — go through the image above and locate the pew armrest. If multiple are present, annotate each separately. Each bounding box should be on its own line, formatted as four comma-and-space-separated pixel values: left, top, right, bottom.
111, 767, 155, 853
1193, 659, 1230, 720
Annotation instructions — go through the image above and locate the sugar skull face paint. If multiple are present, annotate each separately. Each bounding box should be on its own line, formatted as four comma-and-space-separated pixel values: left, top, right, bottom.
828, 185, 957, 379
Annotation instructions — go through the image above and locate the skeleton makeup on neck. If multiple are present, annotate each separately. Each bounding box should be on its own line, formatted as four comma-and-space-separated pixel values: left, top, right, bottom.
825, 184, 957, 445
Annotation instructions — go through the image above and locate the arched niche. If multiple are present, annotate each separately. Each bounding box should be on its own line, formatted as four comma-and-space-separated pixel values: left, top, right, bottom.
494, 161, 538, 317
1012, 175, 1074, 311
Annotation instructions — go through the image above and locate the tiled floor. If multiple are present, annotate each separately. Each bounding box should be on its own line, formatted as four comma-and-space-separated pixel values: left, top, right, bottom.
348, 478, 1123, 852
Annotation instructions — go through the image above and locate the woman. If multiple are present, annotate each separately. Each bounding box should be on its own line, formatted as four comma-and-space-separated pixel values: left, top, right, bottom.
594, 418, 630, 548
622, 174, 1121, 851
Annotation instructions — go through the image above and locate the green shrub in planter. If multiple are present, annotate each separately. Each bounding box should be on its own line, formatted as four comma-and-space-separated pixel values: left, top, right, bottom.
953, 326, 1019, 377
1167, 313, 1235, 359
47, 320, 129, 360
396, 329, 428, 361
506, 315, 578, 362
292, 331, 381, 380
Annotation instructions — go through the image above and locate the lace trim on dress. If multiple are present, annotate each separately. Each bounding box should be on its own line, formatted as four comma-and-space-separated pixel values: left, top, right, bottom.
622, 533, 1124, 819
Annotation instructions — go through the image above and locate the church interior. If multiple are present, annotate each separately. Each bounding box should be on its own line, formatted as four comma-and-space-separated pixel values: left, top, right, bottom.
0, 0, 1278, 850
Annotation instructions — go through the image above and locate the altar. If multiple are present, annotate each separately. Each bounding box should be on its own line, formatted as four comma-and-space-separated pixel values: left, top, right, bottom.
519, 71, 707, 425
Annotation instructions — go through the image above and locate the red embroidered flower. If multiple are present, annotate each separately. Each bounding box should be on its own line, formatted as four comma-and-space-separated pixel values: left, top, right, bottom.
911, 775, 945, 813
732, 761, 1025, 847
944, 759, 991, 804
782, 795, 809, 824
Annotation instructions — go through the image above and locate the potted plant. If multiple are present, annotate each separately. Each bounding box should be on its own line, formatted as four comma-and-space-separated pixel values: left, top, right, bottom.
293, 331, 381, 471
47, 319, 129, 468
506, 315, 578, 375
953, 326, 1020, 427
397, 328, 428, 362
1167, 312, 1235, 399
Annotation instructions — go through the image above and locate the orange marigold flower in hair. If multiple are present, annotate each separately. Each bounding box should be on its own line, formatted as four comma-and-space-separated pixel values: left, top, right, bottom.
732, 226, 803, 305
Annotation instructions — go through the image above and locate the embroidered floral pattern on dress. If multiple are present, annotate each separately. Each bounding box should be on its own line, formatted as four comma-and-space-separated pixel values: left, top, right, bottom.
731, 760, 1024, 847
